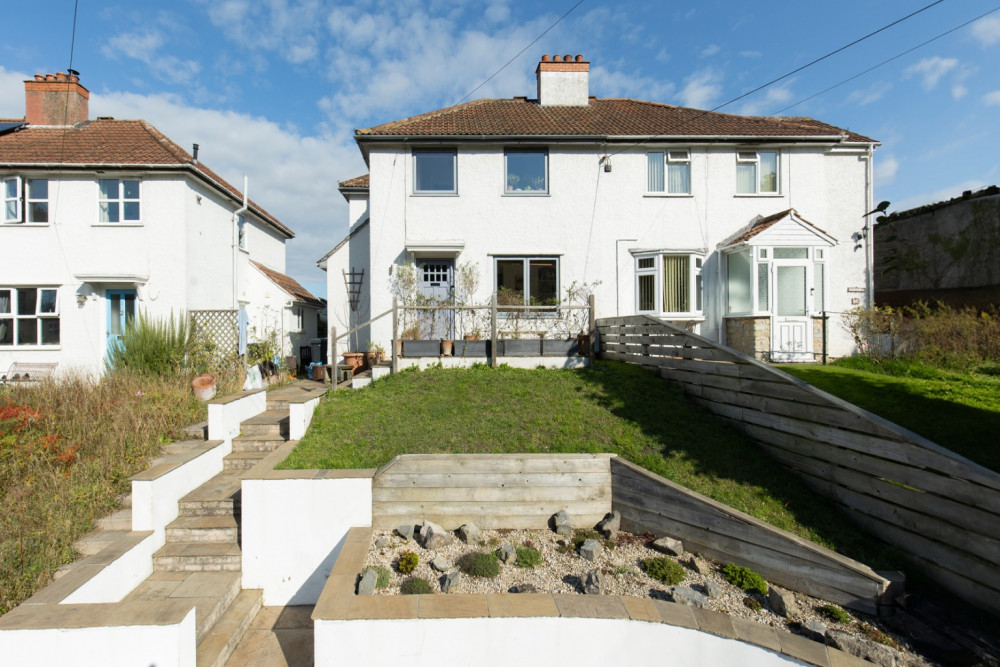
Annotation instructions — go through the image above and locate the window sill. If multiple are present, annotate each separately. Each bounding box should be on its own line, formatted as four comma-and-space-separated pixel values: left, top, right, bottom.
643, 193, 693, 198
92, 223, 143, 227
734, 193, 782, 198
0, 345, 61, 351
503, 191, 549, 197
411, 192, 458, 197
640, 312, 705, 322
1, 222, 50, 227
239, 247, 250, 255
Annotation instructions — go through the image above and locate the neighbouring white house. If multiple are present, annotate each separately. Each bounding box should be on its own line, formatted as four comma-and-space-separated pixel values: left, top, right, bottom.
0, 71, 322, 377
319, 54, 879, 362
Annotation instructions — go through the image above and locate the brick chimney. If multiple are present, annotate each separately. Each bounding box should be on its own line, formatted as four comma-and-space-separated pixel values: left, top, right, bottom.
24, 72, 90, 126
536, 54, 589, 106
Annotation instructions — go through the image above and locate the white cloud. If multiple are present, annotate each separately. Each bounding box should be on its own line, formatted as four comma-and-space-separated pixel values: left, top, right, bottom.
904, 56, 958, 90
102, 29, 201, 85
984, 90, 1000, 106
677, 69, 722, 109
655, 48, 670, 63
700, 44, 720, 58
847, 82, 891, 107
875, 155, 899, 186
0, 66, 29, 118
951, 84, 967, 100
971, 15, 1000, 46
590, 66, 675, 102
739, 50, 762, 59
893, 180, 988, 212
738, 84, 794, 116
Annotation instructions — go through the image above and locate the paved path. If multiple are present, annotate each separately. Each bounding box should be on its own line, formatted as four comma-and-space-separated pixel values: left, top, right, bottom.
226, 606, 314, 666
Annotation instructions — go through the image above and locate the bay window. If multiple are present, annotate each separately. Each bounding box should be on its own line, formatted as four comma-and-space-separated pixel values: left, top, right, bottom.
0, 287, 60, 346
647, 150, 691, 194
495, 257, 559, 307
736, 150, 778, 194
725, 246, 829, 315
634, 253, 703, 316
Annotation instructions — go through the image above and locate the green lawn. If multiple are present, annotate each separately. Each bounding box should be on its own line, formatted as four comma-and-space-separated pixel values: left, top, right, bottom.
284, 361, 900, 569
780, 359, 1000, 474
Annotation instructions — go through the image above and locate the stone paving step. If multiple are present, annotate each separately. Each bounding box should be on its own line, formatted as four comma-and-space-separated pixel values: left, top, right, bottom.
73, 528, 132, 557
178, 473, 242, 518
196, 588, 263, 667
153, 541, 242, 572
239, 411, 289, 437
165, 516, 239, 544
265, 398, 289, 412
183, 421, 209, 441
223, 451, 269, 472
124, 571, 242, 642
231, 433, 288, 453
96, 508, 132, 531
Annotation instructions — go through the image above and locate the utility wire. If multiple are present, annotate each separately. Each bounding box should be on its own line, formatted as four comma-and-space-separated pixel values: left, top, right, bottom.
69, 0, 80, 72
455, 0, 586, 105
768, 5, 1000, 116
711, 0, 944, 112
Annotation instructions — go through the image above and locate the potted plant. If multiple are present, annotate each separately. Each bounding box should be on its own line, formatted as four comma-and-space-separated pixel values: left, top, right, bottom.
366, 341, 386, 365
342, 350, 365, 374
441, 339, 454, 356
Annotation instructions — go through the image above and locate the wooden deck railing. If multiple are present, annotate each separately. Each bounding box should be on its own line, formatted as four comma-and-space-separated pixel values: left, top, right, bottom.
596, 314, 1000, 616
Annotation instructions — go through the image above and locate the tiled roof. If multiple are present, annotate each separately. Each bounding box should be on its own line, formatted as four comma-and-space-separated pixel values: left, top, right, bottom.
721, 208, 835, 246
251, 261, 323, 307
0, 120, 293, 238
357, 98, 876, 144
339, 174, 369, 189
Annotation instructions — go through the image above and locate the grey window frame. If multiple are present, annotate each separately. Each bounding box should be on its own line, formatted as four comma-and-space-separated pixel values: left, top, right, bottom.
413, 149, 457, 195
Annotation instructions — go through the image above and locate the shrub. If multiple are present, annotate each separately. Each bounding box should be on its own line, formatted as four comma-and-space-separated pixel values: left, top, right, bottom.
572, 528, 614, 550
640, 557, 686, 585
818, 604, 851, 624
457, 551, 500, 578
722, 563, 768, 595
743, 596, 763, 611
400, 577, 432, 595
366, 565, 390, 589
396, 551, 419, 574
514, 545, 542, 569
105, 311, 192, 375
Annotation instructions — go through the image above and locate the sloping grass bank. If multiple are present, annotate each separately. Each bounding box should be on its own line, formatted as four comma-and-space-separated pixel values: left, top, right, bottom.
283, 362, 899, 570
0, 373, 218, 614
781, 358, 1000, 474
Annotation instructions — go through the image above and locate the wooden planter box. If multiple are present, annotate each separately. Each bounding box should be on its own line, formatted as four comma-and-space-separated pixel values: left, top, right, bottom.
453, 340, 490, 357
541, 339, 578, 356
401, 340, 442, 357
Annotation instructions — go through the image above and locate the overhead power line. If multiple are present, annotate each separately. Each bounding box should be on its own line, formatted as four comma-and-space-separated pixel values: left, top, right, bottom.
455, 0, 586, 105
768, 5, 1000, 116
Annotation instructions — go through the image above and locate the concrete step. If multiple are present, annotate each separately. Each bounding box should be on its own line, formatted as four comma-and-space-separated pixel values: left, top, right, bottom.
231, 433, 287, 453
165, 516, 239, 544
117, 492, 132, 509
124, 571, 242, 643
239, 411, 289, 437
266, 399, 289, 411
183, 421, 209, 441
196, 589, 263, 667
223, 451, 269, 472
178, 473, 242, 518
153, 542, 242, 572
73, 528, 132, 556
96, 508, 132, 531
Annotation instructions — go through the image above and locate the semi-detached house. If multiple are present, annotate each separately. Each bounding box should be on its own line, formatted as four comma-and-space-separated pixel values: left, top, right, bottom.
320, 55, 879, 362
0, 72, 322, 377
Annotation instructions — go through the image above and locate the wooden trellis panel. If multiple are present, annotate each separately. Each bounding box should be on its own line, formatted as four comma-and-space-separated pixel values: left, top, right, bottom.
191, 309, 238, 355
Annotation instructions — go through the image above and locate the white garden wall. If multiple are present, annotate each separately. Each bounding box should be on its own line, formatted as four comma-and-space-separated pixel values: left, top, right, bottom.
207, 389, 267, 441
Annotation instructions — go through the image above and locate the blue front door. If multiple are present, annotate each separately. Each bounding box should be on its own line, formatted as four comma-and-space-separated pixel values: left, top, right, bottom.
106, 289, 137, 357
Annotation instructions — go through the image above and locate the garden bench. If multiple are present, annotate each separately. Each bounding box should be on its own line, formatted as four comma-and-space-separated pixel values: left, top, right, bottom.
498, 330, 546, 339
1, 361, 58, 384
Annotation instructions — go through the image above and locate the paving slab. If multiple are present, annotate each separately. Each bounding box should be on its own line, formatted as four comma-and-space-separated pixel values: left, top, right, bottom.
226, 605, 314, 667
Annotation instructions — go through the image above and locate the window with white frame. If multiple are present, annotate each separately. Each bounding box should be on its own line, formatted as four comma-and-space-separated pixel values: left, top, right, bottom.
2, 177, 49, 223
0, 287, 60, 346
99, 178, 140, 222
495, 257, 559, 307
736, 150, 778, 194
505, 149, 548, 194
726, 246, 828, 315
647, 150, 691, 194
413, 149, 457, 194
634, 253, 703, 315
237, 215, 247, 250
292, 306, 303, 331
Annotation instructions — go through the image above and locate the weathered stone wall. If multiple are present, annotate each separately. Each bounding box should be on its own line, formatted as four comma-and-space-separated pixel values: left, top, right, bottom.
725, 316, 770, 361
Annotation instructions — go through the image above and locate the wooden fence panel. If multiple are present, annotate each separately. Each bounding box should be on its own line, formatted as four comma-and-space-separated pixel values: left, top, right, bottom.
596, 314, 1000, 616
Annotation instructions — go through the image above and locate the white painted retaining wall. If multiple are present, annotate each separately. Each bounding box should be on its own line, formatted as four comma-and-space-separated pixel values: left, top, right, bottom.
241, 464, 374, 606
61, 533, 159, 605
207, 389, 267, 441
131, 441, 229, 535
0, 608, 196, 667
314, 617, 802, 667
288, 392, 323, 440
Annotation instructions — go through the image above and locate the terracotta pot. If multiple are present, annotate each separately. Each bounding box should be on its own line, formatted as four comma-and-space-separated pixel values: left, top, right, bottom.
441, 339, 454, 356
342, 352, 365, 375
463, 334, 480, 341
191, 373, 216, 402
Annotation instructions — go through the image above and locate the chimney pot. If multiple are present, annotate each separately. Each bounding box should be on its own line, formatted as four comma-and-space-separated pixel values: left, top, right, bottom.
541, 54, 551, 62
24, 71, 90, 125
34, 74, 45, 81
554, 55, 562, 62
575, 55, 583, 62
56, 72, 68, 81
564, 53, 572, 61
45, 74, 56, 81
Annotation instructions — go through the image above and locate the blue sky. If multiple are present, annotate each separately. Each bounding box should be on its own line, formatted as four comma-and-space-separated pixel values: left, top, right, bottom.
3, 0, 999, 299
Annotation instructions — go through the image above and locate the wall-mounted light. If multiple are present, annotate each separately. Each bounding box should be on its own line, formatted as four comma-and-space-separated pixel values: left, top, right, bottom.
600, 155, 612, 172
76, 293, 87, 305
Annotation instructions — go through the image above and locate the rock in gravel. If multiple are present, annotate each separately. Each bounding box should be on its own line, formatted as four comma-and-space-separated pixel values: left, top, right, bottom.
497, 545, 516, 564
704, 580, 725, 599
420, 520, 452, 549
431, 557, 452, 572
395, 524, 414, 541
687, 555, 711, 576
800, 620, 828, 642
552, 510, 573, 536
456, 523, 481, 544
509, 583, 539, 594
357, 568, 378, 595
595, 511, 621, 539
584, 569, 605, 595
375, 537, 390, 549
579, 538, 603, 561
768, 586, 798, 618
651, 536, 684, 557
826, 630, 909, 667
672, 586, 709, 608
441, 570, 462, 594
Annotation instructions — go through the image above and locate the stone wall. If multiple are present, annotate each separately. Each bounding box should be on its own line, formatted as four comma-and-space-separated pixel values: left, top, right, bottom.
725, 316, 770, 361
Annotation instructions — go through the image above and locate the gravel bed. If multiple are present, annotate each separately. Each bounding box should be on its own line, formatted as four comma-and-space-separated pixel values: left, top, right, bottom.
362, 526, 932, 666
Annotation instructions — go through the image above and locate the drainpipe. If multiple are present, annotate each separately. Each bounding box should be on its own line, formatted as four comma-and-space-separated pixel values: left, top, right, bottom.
233, 175, 249, 310
615, 239, 638, 316
864, 147, 875, 308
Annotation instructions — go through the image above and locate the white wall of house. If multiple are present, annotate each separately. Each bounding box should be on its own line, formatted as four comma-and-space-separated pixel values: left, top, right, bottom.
0, 171, 289, 376
324, 214, 372, 355
328, 141, 870, 359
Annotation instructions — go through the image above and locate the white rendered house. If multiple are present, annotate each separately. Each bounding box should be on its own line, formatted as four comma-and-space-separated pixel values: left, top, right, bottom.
320, 55, 879, 362
0, 72, 320, 376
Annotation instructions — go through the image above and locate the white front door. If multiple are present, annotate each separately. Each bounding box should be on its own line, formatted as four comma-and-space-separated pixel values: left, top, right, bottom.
772, 264, 811, 362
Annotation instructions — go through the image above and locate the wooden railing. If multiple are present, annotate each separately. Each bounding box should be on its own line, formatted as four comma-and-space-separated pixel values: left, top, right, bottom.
597, 314, 1000, 616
